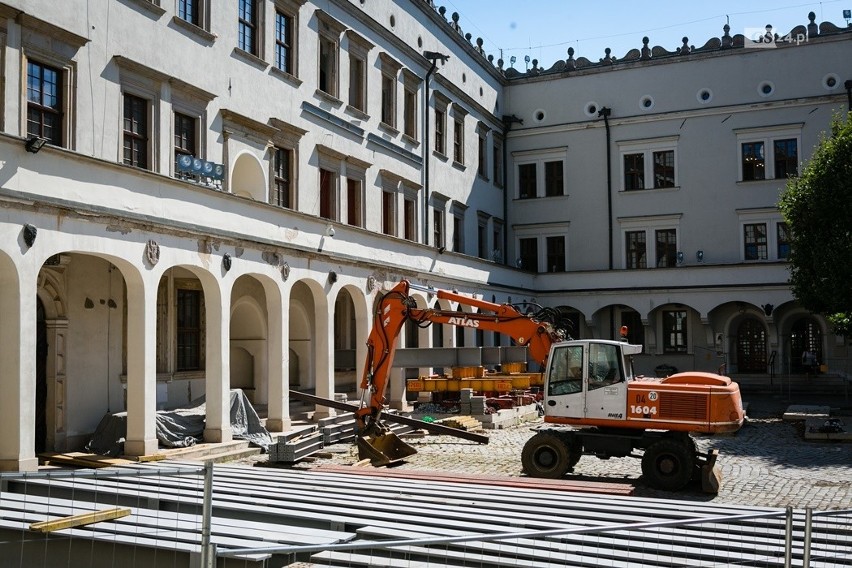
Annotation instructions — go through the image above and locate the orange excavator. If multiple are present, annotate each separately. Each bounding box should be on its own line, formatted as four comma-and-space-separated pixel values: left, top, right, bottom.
355, 280, 744, 492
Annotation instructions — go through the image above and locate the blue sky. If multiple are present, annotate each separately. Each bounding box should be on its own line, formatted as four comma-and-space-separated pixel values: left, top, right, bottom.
441, 0, 850, 70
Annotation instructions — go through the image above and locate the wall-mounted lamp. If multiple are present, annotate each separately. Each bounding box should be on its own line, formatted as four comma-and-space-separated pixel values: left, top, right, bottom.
222, 253, 232, 272
324, 224, 335, 238
762, 303, 774, 316
676, 251, 684, 264
328, 270, 337, 283
437, 245, 446, 254
25, 136, 47, 154
696, 250, 704, 263
22, 224, 37, 248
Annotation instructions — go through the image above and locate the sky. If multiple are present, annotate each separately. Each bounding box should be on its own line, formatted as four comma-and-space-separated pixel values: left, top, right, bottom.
441, 0, 851, 70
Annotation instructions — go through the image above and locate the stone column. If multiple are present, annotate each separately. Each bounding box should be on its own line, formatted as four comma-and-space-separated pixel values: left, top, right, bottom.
203, 282, 233, 444
124, 277, 158, 457
266, 285, 290, 432
312, 293, 335, 420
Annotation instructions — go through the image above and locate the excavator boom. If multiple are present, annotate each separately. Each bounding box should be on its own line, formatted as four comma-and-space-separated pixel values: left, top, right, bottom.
354, 280, 565, 464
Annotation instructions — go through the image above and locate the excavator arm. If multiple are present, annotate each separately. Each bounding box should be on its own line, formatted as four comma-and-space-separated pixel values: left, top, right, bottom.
355, 280, 565, 435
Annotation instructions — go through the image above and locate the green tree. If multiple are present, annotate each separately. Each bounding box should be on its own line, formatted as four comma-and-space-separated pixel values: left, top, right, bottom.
779, 114, 852, 335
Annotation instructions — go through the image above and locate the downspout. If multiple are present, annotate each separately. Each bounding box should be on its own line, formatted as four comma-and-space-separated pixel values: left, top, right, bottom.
421, 52, 449, 246
598, 107, 614, 339
423, 61, 436, 245
598, 107, 613, 270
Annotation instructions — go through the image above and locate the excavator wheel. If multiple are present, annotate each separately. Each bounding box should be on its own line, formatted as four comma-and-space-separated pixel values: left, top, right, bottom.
521, 432, 572, 479
641, 438, 696, 491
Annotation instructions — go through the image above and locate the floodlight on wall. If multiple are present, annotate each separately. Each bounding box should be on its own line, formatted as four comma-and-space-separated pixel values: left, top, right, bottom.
325, 224, 335, 238
25, 136, 47, 154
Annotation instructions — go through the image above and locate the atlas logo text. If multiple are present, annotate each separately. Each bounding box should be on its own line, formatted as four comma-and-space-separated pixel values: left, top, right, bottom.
447, 317, 479, 328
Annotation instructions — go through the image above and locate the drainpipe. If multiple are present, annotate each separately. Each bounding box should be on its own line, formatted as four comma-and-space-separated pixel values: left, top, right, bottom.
597, 107, 613, 270
598, 106, 614, 339
422, 51, 450, 246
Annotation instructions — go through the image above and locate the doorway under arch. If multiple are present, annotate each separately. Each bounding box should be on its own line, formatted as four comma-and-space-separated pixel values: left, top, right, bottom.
736, 317, 767, 373
790, 318, 822, 373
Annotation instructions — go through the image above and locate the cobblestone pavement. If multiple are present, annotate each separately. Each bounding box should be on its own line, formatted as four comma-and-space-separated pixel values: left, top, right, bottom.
248, 395, 852, 511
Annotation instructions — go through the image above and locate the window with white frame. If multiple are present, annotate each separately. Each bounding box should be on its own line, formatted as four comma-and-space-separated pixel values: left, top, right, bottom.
492, 135, 504, 188
452, 106, 467, 165
345, 160, 367, 228
663, 310, 687, 353
477, 213, 489, 259
546, 235, 566, 272
517, 237, 538, 271
344, 31, 372, 114
269, 117, 305, 209
27, 59, 64, 147
433, 93, 449, 156
451, 201, 467, 253
491, 219, 504, 263
177, 0, 213, 33
432, 193, 448, 249
402, 71, 419, 141
619, 215, 681, 269
514, 224, 569, 272
403, 193, 417, 241
272, 146, 293, 207
477, 123, 489, 179
777, 222, 791, 260
736, 124, 801, 181
512, 148, 568, 199
379, 53, 401, 129
274, 0, 304, 77
737, 208, 789, 261
316, 12, 345, 99
22, 21, 85, 151
618, 136, 678, 191
318, 150, 342, 220
238, 0, 262, 57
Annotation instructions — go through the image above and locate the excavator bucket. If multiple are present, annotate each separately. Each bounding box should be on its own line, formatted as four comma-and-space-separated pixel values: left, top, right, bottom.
699, 449, 722, 494
357, 430, 417, 467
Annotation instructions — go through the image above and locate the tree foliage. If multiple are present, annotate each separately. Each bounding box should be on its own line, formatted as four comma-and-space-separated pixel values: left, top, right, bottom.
779, 114, 852, 335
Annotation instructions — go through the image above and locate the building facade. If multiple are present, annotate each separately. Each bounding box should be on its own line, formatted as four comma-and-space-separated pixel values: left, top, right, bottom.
0, 0, 849, 471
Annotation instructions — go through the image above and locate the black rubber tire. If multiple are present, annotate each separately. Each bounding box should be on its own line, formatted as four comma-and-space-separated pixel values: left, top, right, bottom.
641, 438, 696, 491
521, 432, 571, 479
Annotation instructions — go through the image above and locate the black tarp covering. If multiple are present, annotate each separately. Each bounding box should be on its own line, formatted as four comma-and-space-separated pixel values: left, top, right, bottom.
85, 389, 272, 457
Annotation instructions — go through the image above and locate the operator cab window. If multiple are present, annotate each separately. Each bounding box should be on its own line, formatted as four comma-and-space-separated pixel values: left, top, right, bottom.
548, 345, 583, 396
588, 343, 623, 390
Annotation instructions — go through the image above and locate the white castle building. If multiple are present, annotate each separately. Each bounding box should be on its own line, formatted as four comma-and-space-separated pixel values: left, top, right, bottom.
0, 0, 849, 471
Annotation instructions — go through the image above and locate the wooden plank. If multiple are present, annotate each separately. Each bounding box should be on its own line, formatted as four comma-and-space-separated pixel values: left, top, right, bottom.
310, 465, 634, 495
39, 452, 136, 468
29, 507, 130, 533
